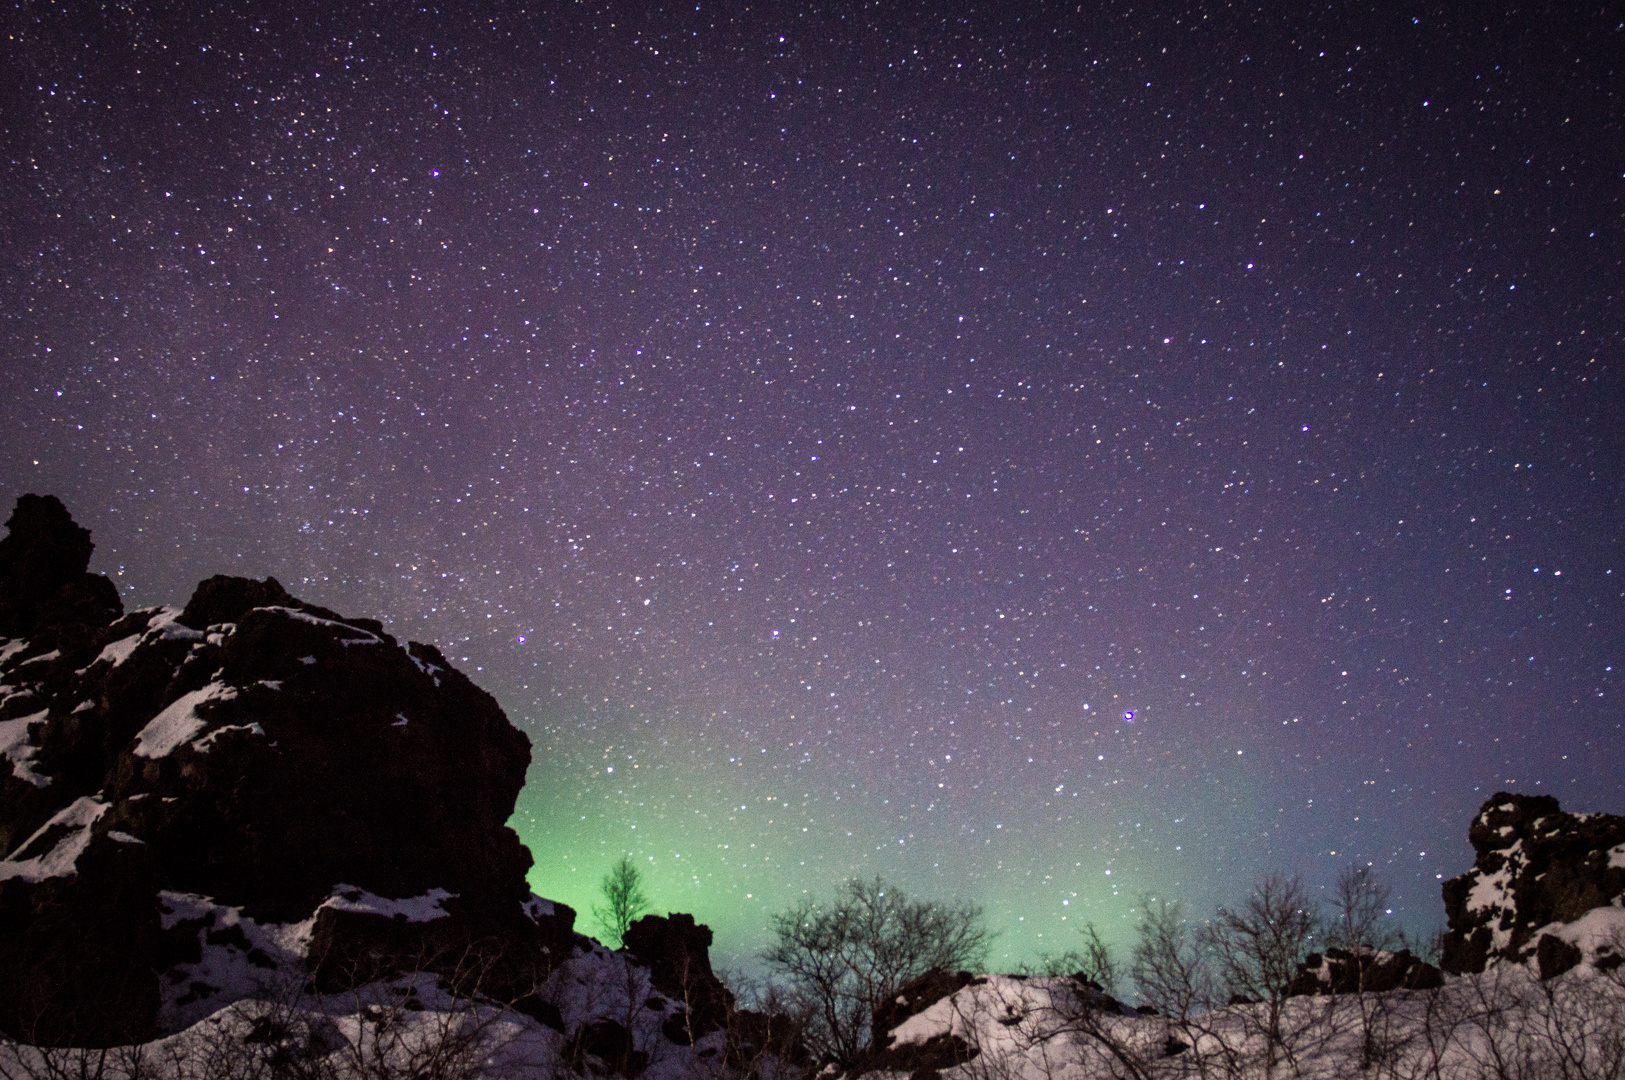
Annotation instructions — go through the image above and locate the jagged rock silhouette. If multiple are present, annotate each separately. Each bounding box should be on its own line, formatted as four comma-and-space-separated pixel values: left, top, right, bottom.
0, 497, 577, 1045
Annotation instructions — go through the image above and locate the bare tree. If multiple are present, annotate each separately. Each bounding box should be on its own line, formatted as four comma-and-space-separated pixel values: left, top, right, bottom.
762, 876, 992, 1068
1325, 863, 1405, 1070
1130, 895, 1242, 1079
1200, 873, 1318, 1074
1044, 946, 1156, 1080
594, 853, 651, 948
1034, 923, 1121, 999
687, 969, 809, 1080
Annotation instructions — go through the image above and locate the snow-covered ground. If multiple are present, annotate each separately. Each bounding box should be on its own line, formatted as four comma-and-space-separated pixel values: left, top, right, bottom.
879, 948, 1625, 1080
0, 932, 757, 1080
5, 942, 1623, 1079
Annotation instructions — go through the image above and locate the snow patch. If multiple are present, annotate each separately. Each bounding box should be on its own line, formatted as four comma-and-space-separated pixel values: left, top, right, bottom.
320, 885, 456, 923
1539, 906, 1625, 968
95, 632, 143, 668
146, 606, 204, 642
1466, 866, 1512, 915
190, 722, 267, 753
0, 708, 50, 788
134, 682, 238, 758
156, 891, 322, 1031
0, 795, 109, 881
407, 651, 444, 686
272, 607, 382, 646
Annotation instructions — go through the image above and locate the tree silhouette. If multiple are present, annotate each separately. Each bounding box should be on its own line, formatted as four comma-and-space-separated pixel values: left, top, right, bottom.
763, 876, 991, 1067
594, 853, 650, 947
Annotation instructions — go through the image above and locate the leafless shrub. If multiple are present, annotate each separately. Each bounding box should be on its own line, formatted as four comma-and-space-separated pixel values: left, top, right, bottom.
1130, 895, 1244, 1079
1199, 872, 1318, 1073
0, 1044, 156, 1080
145, 939, 545, 1080
1325, 864, 1405, 1070
762, 876, 991, 1068
692, 970, 808, 1080
1453, 961, 1625, 1080
1031, 922, 1121, 998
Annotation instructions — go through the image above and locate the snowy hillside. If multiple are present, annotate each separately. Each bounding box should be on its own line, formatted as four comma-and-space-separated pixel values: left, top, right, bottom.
861, 954, 1625, 1080
0, 937, 797, 1080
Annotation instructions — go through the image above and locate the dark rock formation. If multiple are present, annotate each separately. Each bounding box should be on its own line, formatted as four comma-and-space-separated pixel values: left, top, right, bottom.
852, 968, 984, 1079
1287, 947, 1443, 997
857, 1030, 979, 1080
1535, 933, 1584, 980
623, 912, 734, 1041
871, 968, 984, 1042
0, 494, 122, 637
0, 498, 579, 1045
1440, 792, 1625, 975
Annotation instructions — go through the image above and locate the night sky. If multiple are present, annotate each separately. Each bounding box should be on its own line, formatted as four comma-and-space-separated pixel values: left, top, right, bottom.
3, 2, 1620, 970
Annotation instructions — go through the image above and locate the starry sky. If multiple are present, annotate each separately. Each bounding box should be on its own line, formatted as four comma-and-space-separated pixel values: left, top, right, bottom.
2, 2, 1620, 970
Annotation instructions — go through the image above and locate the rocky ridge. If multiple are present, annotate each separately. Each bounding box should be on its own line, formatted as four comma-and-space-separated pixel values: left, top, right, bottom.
0, 496, 737, 1061
1440, 792, 1625, 978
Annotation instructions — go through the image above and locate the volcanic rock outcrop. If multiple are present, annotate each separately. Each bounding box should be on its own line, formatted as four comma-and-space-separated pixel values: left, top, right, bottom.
0, 497, 585, 1044
1440, 792, 1625, 977
624, 912, 734, 1041
1287, 947, 1443, 997
0, 494, 122, 638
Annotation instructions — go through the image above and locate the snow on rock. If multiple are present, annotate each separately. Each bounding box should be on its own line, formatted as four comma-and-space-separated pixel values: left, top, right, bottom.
156, 891, 321, 1032
319, 884, 456, 923
274, 606, 384, 647
0, 502, 551, 1044
0, 795, 108, 881
94, 631, 143, 668
858, 972, 1146, 1080
1286, 946, 1443, 996
1528, 905, 1625, 977
131, 682, 238, 758
0, 709, 49, 788
140, 606, 203, 643
1441, 792, 1625, 975
188, 721, 266, 753
0, 499, 769, 1068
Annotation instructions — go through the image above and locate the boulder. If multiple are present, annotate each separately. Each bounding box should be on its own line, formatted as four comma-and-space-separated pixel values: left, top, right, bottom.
871, 968, 983, 1040
623, 912, 734, 1040
1440, 792, 1625, 975
852, 968, 985, 1080
1287, 947, 1443, 996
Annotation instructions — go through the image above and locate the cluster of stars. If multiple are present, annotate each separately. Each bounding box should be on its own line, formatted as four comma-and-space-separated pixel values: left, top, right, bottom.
1, 2, 1619, 966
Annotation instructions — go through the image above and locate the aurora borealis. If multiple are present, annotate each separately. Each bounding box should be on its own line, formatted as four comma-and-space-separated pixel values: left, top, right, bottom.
2, 3, 1619, 970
